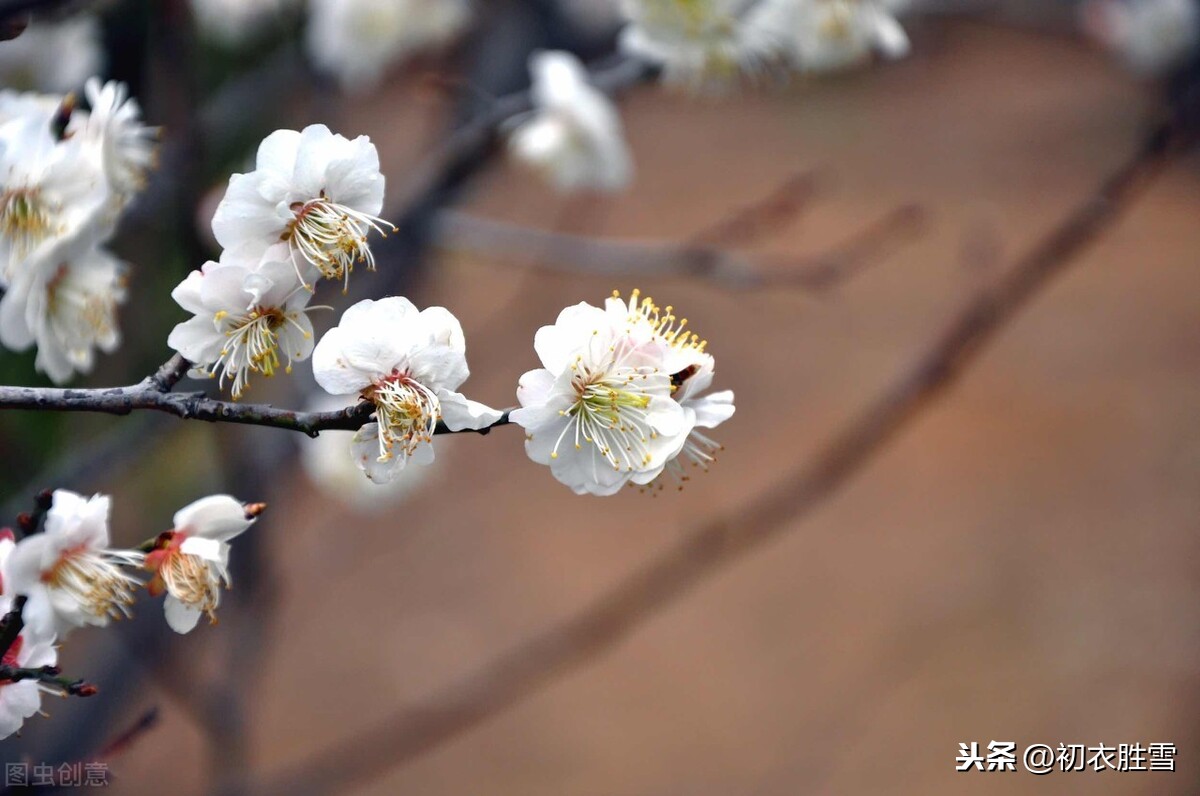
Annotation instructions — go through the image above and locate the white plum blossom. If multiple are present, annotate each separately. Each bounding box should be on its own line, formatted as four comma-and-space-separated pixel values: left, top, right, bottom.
168, 248, 316, 399
78, 78, 159, 198
0, 626, 57, 740
306, 0, 473, 91
509, 51, 634, 193
510, 297, 694, 496
300, 393, 440, 511
1081, 0, 1200, 75
190, 0, 297, 45
0, 226, 126, 384
6, 490, 144, 639
145, 496, 262, 634
0, 16, 103, 94
618, 0, 790, 88
0, 108, 111, 286
782, 0, 911, 73
211, 124, 394, 291
604, 289, 735, 485
312, 297, 502, 483
0, 530, 59, 741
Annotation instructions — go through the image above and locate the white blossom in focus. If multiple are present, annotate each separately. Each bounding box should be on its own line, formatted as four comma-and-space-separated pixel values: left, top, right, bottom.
6, 490, 143, 638
509, 51, 633, 193
0, 16, 103, 93
190, 0, 297, 45
0, 223, 126, 384
1081, 0, 1200, 74
312, 297, 502, 483
146, 496, 262, 634
510, 298, 692, 496
306, 0, 472, 91
618, 0, 789, 88
604, 289, 735, 486
782, 0, 911, 73
167, 248, 316, 399
300, 394, 439, 511
211, 124, 393, 290
78, 79, 159, 198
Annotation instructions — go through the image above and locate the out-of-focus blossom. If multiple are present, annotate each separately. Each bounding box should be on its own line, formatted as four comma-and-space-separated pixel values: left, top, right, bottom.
300, 393, 439, 511
168, 249, 315, 399
0, 226, 126, 384
0, 626, 56, 740
0, 16, 103, 94
78, 79, 159, 198
6, 490, 143, 638
306, 0, 472, 91
312, 297, 502, 483
190, 0, 297, 45
145, 496, 262, 634
0, 81, 154, 383
0, 107, 110, 286
618, 0, 789, 89
211, 124, 393, 291
782, 0, 911, 72
1082, 0, 1200, 75
509, 51, 633, 193
510, 297, 692, 496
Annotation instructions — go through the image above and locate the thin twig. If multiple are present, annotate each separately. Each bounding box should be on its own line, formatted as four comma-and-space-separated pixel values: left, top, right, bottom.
0, 374, 514, 437
0, 664, 97, 696
254, 123, 1183, 796
436, 202, 924, 289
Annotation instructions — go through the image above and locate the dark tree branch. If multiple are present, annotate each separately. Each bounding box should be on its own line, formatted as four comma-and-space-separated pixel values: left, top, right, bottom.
254, 123, 1185, 796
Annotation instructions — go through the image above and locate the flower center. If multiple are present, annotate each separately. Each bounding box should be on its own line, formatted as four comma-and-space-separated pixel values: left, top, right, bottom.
146, 533, 223, 623
40, 544, 143, 622
552, 351, 662, 472
282, 192, 395, 291
363, 372, 441, 462
0, 187, 52, 259
211, 304, 307, 399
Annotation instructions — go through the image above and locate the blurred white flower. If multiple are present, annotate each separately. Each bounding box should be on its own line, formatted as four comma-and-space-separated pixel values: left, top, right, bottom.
6, 490, 143, 638
1081, 0, 1200, 74
78, 79, 159, 198
618, 0, 789, 88
0, 629, 56, 740
0, 16, 103, 94
211, 124, 393, 291
605, 289, 735, 486
301, 393, 439, 511
312, 296, 502, 483
0, 224, 126, 385
190, 0, 296, 45
0, 530, 60, 741
168, 248, 316, 399
0, 107, 110, 287
146, 495, 262, 634
783, 0, 911, 73
509, 51, 634, 193
510, 298, 692, 496
306, 0, 472, 91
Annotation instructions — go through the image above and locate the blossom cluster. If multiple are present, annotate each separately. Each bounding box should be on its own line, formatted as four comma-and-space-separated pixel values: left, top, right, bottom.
0, 490, 262, 739
169, 124, 394, 398
0, 79, 155, 384
618, 0, 912, 89
305, 288, 735, 497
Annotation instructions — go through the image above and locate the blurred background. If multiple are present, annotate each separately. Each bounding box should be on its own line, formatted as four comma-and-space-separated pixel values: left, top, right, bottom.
1, 0, 1199, 794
